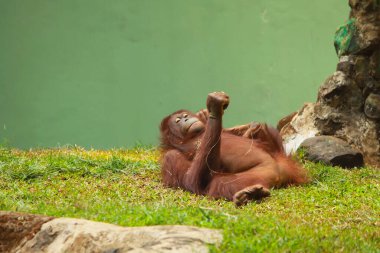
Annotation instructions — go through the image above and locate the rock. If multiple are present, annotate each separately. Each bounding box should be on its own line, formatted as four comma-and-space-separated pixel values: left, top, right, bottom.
334, 18, 360, 57
276, 111, 297, 131
315, 72, 362, 136
363, 79, 380, 97
317, 71, 363, 111
347, 0, 380, 54
280, 102, 380, 167
349, 0, 378, 11
299, 136, 364, 168
370, 49, 380, 79
279, 103, 319, 154
279, 0, 380, 168
364, 93, 380, 119
336, 55, 355, 77
332, 0, 380, 60
353, 55, 371, 88
0, 212, 223, 253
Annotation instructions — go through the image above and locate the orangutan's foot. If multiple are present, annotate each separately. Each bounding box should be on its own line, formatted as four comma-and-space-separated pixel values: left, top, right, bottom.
233, 184, 270, 206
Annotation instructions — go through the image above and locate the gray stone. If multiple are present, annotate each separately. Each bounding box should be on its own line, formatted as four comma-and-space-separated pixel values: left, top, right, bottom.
317, 71, 350, 106
314, 105, 345, 135
0, 212, 222, 253
364, 93, 380, 119
317, 71, 363, 111
299, 136, 364, 168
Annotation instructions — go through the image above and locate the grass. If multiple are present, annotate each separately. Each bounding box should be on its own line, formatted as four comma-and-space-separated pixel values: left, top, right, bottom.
0, 146, 379, 252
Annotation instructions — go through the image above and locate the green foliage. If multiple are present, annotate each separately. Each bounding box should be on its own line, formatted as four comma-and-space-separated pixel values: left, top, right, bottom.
0, 147, 379, 252
334, 18, 358, 57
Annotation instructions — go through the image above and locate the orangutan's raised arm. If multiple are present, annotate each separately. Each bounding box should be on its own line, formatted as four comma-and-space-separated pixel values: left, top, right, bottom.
183, 92, 229, 193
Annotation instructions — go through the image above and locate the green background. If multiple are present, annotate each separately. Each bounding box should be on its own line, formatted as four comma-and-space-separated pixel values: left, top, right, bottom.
0, 0, 348, 149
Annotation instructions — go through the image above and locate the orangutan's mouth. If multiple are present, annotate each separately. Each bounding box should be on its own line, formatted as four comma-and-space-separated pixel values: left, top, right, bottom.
187, 121, 205, 134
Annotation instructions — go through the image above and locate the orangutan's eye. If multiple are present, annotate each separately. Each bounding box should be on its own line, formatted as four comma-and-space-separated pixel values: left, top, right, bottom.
183, 114, 188, 118
175, 118, 180, 123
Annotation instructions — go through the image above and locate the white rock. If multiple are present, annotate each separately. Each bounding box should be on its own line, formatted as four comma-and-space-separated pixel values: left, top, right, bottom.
15, 218, 222, 253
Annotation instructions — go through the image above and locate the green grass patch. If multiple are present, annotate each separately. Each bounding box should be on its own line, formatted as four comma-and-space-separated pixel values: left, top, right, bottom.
0, 146, 379, 252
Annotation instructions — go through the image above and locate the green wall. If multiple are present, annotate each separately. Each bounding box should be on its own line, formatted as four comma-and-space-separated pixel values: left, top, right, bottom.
0, 0, 348, 149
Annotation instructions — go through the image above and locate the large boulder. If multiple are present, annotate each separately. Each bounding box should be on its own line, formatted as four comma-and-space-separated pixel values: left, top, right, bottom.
279, 83, 379, 167
0, 212, 222, 253
279, 0, 380, 168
